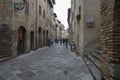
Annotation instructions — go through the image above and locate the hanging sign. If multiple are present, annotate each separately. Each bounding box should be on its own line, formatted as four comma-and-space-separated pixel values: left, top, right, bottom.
14, 2, 25, 11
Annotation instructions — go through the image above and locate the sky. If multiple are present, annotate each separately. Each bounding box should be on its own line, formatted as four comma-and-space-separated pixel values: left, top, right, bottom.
54, 0, 71, 29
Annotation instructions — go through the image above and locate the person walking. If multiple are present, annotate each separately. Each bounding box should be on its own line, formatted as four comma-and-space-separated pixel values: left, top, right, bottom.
48, 37, 51, 47
60, 39, 62, 45
65, 39, 68, 47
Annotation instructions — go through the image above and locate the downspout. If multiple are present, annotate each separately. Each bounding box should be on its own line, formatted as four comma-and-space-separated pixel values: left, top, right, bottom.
35, 0, 38, 49
13, 0, 17, 57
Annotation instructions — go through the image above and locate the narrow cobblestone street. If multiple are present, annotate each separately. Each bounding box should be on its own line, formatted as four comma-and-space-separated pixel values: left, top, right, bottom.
0, 43, 93, 80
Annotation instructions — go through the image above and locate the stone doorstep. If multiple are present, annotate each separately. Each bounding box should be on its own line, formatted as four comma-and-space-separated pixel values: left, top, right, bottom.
87, 54, 101, 70
92, 52, 100, 60
0, 55, 8, 58
0, 56, 12, 63
83, 56, 101, 80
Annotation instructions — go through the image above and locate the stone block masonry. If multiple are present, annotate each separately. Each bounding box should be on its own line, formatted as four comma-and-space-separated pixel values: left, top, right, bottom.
0, 0, 13, 55
0, 0, 56, 57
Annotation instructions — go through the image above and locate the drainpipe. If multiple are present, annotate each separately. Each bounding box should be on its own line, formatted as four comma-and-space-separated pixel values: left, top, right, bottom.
13, 0, 17, 57
35, 0, 38, 49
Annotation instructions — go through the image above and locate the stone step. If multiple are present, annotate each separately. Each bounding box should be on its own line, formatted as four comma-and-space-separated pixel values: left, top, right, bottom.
0, 55, 12, 63
87, 54, 101, 70
0, 55, 8, 58
95, 50, 102, 54
91, 52, 100, 60
83, 56, 101, 80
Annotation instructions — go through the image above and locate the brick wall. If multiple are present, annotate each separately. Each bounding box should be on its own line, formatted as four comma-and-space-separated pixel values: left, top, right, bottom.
100, 0, 120, 80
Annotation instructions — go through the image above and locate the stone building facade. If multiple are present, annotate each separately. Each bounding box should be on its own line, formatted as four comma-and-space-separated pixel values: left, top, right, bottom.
100, 0, 120, 80
0, 0, 56, 57
55, 19, 63, 40
68, 0, 120, 80
59, 24, 65, 40
51, 13, 57, 41
0, 0, 13, 56
68, 0, 100, 55
67, 8, 71, 42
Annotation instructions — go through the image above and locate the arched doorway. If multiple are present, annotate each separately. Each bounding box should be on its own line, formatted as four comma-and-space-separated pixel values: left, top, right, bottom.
43, 30, 46, 46
17, 26, 26, 55
30, 31, 34, 50
38, 27, 42, 47
46, 30, 49, 45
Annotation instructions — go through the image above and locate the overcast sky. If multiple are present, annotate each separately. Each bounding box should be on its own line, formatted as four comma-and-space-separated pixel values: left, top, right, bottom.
54, 0, 71, 29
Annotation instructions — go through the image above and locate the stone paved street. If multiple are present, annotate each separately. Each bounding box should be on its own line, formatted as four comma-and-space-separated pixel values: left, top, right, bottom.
0, 44, 93, 80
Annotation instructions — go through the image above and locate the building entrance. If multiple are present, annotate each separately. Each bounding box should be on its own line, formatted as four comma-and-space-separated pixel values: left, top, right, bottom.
17, 26, 26, 55
30, 31, 34, 50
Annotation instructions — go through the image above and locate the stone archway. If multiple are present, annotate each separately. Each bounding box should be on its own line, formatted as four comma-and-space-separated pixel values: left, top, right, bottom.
17, 26, 27, 55
38, 27, 42, 47
30, 31, 34, 50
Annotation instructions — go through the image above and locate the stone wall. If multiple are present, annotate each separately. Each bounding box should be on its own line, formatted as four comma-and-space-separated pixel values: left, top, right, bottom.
0, 0, 56, 56
100, 0, 120, 80
83, 0, 100, 55
0, 0, 13, 55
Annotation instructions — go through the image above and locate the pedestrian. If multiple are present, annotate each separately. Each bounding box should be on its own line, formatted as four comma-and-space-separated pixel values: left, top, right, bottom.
60, 39, 62, 45
65, 39, 68, 47
63, 39, 65, 44
48, 37, 51, 47
51, 39, 53, 45
55, 38, 58, 43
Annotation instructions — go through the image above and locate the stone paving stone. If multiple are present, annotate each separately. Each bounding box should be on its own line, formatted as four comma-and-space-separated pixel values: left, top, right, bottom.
0, 75, 5, 80
0, 44, 93, 80
12, 70, 22, 75
16, 71, 35, 79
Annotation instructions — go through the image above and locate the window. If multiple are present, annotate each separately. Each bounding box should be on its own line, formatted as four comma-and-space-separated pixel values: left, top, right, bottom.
76, 6, 81, 21
39, 6, 41, 15
79, 6, 81, 15
43, 10, 45, 18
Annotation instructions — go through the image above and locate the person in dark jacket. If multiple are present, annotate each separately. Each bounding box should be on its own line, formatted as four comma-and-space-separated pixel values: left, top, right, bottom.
48, 37, 51, 47
65, 39, 68, 47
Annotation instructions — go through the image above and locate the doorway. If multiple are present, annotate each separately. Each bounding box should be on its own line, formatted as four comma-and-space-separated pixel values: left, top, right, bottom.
43, 30, 46, 46
30, 31, 34, 50
39, 27, 42, 47
17, 26, 26, 55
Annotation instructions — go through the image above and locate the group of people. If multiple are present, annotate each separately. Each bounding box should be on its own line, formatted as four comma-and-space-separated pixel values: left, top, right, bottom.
59, 39, 76, 51
48, 38, 76, 52
48, 38, 69, 47
60, 39, 68, 47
